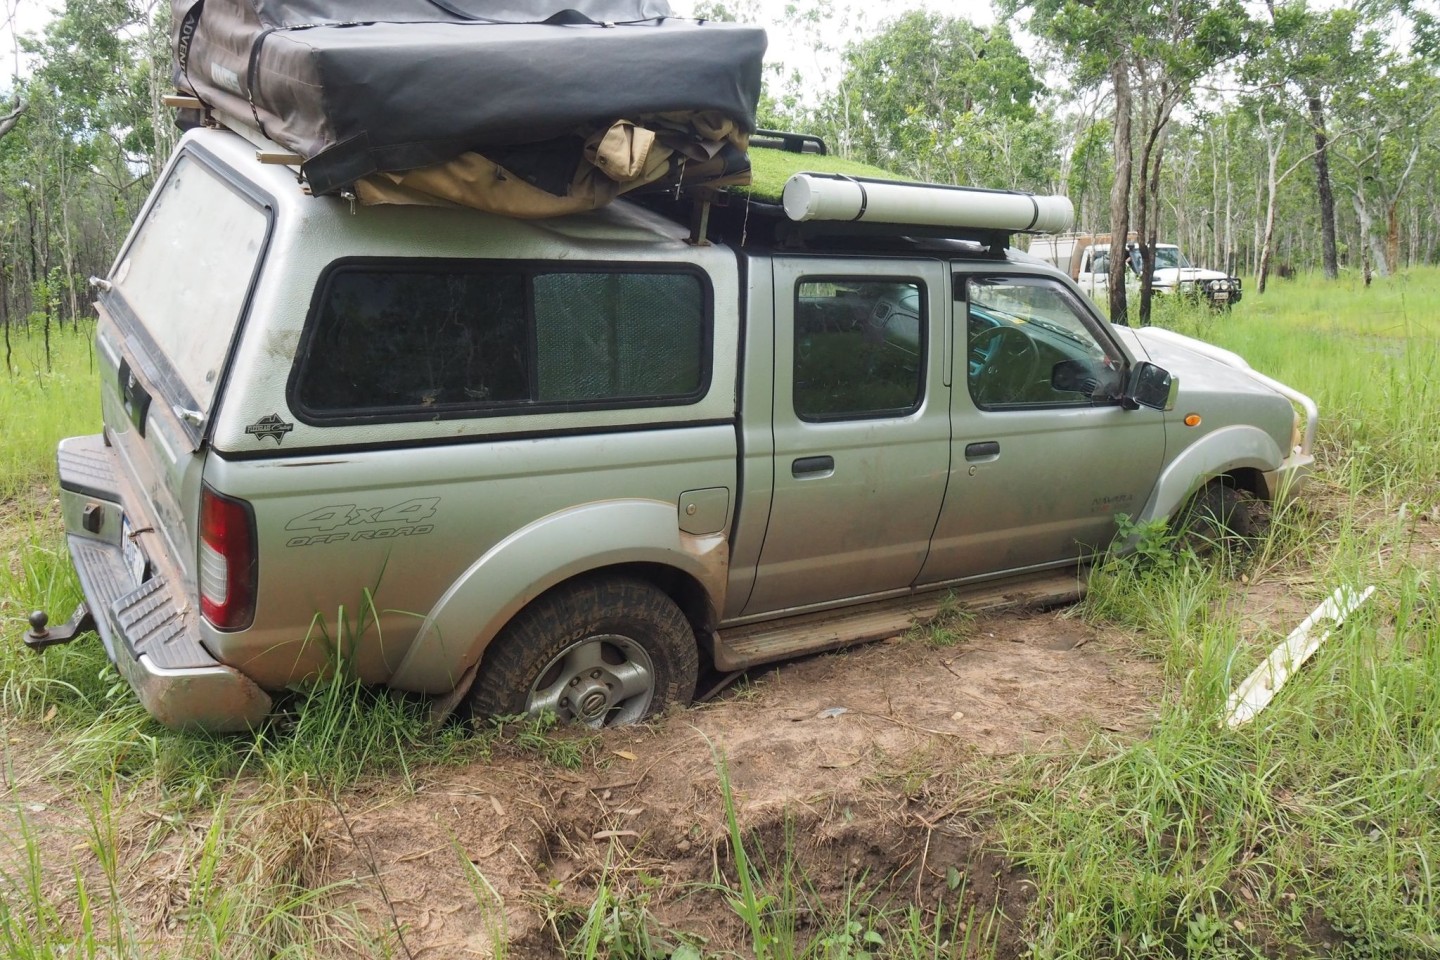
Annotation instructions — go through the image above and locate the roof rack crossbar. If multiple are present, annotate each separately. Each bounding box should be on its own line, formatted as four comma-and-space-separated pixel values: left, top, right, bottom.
751, 129, 828, 155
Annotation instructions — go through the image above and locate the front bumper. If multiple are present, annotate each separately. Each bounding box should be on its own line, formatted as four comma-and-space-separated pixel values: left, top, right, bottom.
1199, 277, 1242, 305
1266, 450, 1314, 504
52, 435, 270, 732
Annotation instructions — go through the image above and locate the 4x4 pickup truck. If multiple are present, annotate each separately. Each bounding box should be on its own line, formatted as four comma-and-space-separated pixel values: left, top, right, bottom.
27, 128, 1315, 731
1030, 234, 1243, 307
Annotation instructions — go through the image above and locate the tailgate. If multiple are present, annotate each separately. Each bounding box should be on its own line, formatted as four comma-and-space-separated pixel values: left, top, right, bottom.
93, 144, 273, 590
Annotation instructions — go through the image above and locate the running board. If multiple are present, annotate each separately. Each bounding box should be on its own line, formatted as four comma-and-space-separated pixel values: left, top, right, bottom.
712, 570, 1085, 671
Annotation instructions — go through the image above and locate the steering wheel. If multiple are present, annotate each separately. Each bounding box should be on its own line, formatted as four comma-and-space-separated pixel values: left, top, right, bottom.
968, 325, 1041, 406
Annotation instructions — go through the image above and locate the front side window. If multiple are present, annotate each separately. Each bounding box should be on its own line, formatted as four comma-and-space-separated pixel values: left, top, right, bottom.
294, 263, 708, 420
965, 276, 1123, 409
793, 278, 925, 420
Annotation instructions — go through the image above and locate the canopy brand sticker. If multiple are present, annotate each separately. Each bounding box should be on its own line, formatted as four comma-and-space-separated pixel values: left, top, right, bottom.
245, 414, 295, 444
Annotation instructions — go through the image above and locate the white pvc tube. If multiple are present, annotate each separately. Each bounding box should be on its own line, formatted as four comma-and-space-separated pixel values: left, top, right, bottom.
781, 174, 1074, 234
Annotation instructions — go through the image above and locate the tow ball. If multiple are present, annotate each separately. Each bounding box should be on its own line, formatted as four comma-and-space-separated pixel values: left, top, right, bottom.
23, 605, 95, 652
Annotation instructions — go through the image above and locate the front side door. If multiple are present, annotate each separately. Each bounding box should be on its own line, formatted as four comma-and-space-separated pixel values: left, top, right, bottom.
918, 273, 1166, 585
743, 258, 951, 617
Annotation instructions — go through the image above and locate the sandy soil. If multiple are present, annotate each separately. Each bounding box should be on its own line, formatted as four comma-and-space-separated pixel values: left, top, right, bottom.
326, 611, 1162, 958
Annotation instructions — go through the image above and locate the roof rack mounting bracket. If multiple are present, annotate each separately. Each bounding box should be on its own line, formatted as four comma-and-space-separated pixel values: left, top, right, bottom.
687, 188, 726, 246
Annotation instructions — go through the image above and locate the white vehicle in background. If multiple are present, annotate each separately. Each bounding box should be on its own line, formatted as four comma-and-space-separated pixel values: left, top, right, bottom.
1030, 234, 1242, 308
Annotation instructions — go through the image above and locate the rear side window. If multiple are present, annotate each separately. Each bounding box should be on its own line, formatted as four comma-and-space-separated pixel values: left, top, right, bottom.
294, 262, 709, 421
793, 278, 925, 421
111, 153, 269, 411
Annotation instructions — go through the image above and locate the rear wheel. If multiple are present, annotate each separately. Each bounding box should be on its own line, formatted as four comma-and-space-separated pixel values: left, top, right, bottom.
1175, 483, 1268, 555
467, 576, 699, 728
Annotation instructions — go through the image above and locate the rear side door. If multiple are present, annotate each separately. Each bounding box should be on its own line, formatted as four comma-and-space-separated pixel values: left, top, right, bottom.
742, 257, 950, 617
917, 273, 1165, 584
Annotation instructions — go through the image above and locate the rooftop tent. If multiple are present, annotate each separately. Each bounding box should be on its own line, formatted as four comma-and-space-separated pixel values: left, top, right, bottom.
171, 0, 767, 210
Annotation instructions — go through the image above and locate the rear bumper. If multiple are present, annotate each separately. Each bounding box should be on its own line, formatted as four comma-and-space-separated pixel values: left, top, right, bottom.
56, 435, 270, 732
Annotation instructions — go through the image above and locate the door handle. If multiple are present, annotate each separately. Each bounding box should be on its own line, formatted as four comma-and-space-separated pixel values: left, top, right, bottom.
964, 441, 1000, 461
792, 455, 835, 478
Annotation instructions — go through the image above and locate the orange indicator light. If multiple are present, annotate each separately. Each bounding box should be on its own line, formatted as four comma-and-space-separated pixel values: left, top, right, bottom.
1184, 414, 1202, 427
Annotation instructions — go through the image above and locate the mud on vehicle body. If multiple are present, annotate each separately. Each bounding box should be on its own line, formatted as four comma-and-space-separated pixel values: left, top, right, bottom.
28, 129, 1316, 732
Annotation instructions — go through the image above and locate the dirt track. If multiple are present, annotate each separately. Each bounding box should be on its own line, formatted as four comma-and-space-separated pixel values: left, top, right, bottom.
7, 604, 1169, 958
331, 611, 1161, 956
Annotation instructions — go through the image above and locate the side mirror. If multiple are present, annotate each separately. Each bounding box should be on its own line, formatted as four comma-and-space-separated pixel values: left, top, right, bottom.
1123, 361, 1175, 411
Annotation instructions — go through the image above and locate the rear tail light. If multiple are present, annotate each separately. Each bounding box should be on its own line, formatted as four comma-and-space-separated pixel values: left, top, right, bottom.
199, 485, 257, 631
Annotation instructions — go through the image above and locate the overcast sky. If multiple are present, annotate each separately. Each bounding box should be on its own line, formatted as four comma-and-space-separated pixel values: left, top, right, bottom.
2, 0, 993, 91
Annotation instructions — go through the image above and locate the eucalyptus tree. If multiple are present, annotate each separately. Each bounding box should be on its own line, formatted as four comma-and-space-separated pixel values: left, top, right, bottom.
825, 12, 1055, 190
1013, 0, 1249, 324
0, 0, 171, 358
1254, 1, 1370, 280
1330, 54, 1439, 278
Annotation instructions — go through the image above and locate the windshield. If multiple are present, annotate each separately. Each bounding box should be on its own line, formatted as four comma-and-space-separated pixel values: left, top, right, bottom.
1129, 246, 1192, 271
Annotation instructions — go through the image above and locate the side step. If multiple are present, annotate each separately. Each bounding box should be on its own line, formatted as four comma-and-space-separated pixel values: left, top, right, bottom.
712, 570, 1085, 671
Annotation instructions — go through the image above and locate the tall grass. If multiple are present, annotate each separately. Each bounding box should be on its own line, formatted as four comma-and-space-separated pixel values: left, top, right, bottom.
1149, 266, 1440, 496
996, 271, 1440, 956
0, 322, 101, 503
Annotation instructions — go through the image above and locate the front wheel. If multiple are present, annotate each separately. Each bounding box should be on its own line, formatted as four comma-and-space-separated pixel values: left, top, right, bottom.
1175, 483, 1268, 555
467, 576, 699, 728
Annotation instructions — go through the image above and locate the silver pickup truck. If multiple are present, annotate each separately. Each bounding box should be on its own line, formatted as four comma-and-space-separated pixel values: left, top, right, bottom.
27, 128, 1315, 731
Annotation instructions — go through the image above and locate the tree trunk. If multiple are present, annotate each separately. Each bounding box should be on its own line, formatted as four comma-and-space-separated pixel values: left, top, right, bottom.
1137, 130, 1167, 327
1258, 193, 1278, 294
1210, 124, 1221, 268
1108, 60, 1133, 326
1385, 202, 1400, 273
1306, 92, 1339, 280
1351, 194, 1388, 278
1257, 116, 1280, 295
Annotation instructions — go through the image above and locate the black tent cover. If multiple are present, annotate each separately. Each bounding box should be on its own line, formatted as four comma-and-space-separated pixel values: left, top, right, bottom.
172, 0, 767, 195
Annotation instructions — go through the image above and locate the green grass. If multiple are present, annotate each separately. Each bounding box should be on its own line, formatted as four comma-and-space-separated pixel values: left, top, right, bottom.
0, 322, 101, 502
743, 146, 908, 202
985, 271, 1440, 957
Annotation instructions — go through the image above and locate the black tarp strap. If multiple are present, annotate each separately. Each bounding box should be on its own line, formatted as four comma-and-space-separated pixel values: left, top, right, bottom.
175, 0, 205, 95
245, 27, 277, 139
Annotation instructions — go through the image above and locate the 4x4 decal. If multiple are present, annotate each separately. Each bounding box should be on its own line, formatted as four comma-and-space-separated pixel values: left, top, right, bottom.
285, 497, 439, 546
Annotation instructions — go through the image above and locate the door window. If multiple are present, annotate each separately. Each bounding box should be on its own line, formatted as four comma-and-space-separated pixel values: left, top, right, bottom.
965, 276, 1124, 409
793, 279, 924, 420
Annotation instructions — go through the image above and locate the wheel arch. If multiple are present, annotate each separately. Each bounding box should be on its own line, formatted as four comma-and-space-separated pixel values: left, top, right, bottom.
388, 498, 726, 696
1136, 424, 1284, 526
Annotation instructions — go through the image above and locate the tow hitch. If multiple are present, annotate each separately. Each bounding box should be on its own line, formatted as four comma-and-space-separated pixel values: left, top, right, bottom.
24, 604, 96, 651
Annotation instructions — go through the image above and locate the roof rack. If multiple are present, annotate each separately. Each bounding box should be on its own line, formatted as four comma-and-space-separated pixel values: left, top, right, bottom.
646, 191, 1013, 256
750, 129, 828, 155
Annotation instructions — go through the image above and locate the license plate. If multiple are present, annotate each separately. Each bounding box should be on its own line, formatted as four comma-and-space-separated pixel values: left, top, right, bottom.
121, 517, 148, 586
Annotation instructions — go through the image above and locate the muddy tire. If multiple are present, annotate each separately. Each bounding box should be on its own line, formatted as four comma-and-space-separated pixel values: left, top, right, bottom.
1175, 483, 1268, 555
468, 576, 698, 728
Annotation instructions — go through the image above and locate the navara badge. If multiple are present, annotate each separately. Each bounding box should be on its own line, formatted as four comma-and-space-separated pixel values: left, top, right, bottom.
245, 413, 295, 444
